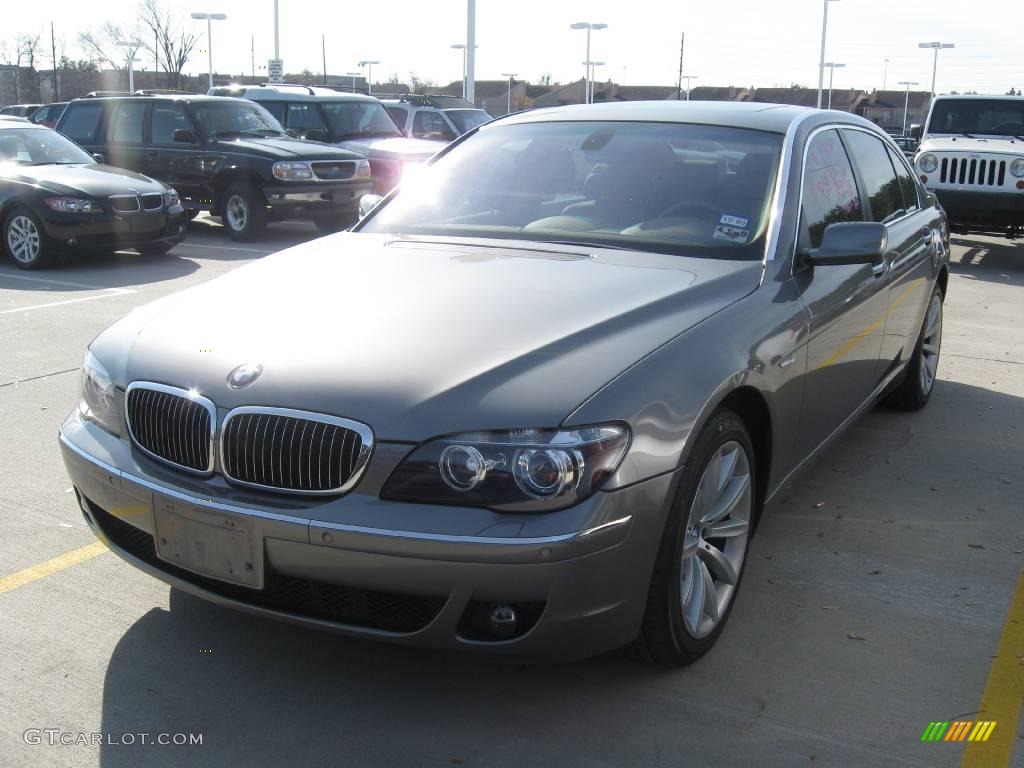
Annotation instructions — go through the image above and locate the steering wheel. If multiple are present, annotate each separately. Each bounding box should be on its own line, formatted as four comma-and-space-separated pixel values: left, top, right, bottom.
989, 121, 1024, 135
658, 201, 724, 220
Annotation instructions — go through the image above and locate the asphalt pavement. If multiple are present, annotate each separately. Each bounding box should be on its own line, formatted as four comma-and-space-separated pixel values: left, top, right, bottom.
0, 219, 1021, 768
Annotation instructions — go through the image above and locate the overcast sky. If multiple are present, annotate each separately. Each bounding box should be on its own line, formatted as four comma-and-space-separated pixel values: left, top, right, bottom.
10, 0, 1023, 94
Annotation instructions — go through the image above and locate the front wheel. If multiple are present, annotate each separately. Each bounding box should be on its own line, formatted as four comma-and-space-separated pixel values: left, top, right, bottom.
4, 207, 54, 270
632, 409, 757, 666
889, 287, 943, 411
221, 183, 267, 241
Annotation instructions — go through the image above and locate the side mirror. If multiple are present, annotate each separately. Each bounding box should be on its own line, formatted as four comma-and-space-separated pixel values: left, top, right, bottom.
91, 153, 105, 164
172, 128, 198, 144
303, 128, 329, 142
909, 124, 922, 140
802, 222, 886, 267
285, 128, 298, 138
358, 193, 384, 218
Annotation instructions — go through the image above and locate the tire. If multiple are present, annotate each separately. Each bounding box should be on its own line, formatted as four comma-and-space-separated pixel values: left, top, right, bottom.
221, 182, 267, 241
632, 409, 758, 667
4, 206, 54, 270
136, 242, 176, 257
888, 287, 943, 411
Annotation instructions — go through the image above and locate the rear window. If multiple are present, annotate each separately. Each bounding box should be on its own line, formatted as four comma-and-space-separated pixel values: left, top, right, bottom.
59, 102, 104, 144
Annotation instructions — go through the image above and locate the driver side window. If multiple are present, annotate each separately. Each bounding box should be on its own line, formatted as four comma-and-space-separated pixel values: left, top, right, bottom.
801, 129, 863, 248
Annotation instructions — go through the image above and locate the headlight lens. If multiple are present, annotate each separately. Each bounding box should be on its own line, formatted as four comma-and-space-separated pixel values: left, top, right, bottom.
79, 351, 120, 435
918, 153, 939, 173
1010, 158, 1024, 178
381, 424, 630, 512
272, 161, 314, 181
164, 188, 180, 207
44, 197, 102, 213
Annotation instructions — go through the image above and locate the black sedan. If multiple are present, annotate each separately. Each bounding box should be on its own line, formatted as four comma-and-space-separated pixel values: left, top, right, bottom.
0, 122, 186, 269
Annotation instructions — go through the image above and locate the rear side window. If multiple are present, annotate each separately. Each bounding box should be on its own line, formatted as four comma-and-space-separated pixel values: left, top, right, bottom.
886, 145, 920, 212
260, 101, 286, 123
802, 129, 863, 247
842, 129, 902, 222
413, 111, 454, 140
60, 102, 104, 144
107, 102, 147, 144
384, 106, 408, 129
151, 103, 192, 145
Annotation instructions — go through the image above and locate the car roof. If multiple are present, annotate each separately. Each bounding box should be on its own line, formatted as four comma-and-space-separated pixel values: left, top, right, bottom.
931, 94, 1024, 101
494, 100, 837, 133
70, 94, 240, 104
0, 119, 46, 129
211, 85, 376, 103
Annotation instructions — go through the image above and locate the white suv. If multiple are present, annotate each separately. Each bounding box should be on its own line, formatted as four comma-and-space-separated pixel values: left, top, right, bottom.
913, 95, 1024, 236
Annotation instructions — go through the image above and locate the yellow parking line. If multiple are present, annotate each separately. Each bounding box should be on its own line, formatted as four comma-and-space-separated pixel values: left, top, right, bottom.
0, 541, 108, 595
962, 567, 1024, 767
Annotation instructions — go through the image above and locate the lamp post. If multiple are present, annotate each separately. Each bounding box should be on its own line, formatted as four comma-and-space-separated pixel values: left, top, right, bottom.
681, 74, 699, 100
882, 57, 889, 90
919, 41, 954, 97
816, 0, 840, 109
824, 62, 845, 109
466, 0, 476, 102
346, 71, 361, 93
115, 41, 142, 92
571, 22, 607, 104
190, 12, 226, 90
583, 61, 605, 102
501, 72, 517, 115
898, 80, 920, 136
358, 60, 380, 94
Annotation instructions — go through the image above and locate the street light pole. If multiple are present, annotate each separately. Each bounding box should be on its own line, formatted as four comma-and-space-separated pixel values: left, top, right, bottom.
466, 0, 476, 103
882, 57, 889, 90
191, 12, 227, 90
681, 75, 699, 100
571, 22, 607, 104
346, 71, 361, 93
919, 41, 955, 97
273, 0, 279, 60
817, 0, 840, 109
824, 62, 845, 109
898, 80, 920, 136
501, 72, 517, 115
358, 60, 380, 94
116, 41, 142, 92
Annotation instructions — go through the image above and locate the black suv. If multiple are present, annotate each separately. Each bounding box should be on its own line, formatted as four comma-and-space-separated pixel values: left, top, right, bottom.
56, 95, 374, 239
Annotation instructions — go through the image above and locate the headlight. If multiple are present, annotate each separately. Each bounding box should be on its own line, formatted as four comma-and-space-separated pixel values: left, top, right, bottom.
918, 153, 938, 173
272, 161, 314, 181
79, 351, 120, 436
381, 424, 630, 512
356, 159, 371, 179
164, 188, 180, 207
44, 197, 102, 213
1010, 158, 1024, 178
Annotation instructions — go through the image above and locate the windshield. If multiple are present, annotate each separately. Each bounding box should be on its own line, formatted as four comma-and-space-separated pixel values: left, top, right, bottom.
191, 101, 285, 138
322, 101, 402, 140
446, 109, 492, 134
359, 121, 782, 260
926, 99, 1024, 137
0, 127, 94, 165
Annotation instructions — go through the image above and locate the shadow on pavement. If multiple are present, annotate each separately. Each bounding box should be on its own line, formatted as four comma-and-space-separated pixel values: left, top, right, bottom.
950, 235, 1024, 287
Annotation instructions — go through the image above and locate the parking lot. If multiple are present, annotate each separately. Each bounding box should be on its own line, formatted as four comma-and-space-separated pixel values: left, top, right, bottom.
0, 221, 1021, 767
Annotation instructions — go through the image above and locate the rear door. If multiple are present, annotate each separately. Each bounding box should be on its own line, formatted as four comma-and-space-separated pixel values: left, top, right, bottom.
794, 128, 890, 457
147, 102, 206, 204
103, 100, 149, 173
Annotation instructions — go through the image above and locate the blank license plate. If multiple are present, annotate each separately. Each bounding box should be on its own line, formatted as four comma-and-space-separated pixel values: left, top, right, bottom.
153, 495, 263, 589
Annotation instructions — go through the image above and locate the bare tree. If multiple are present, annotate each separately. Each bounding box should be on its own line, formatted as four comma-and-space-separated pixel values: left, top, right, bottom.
78, 22, 144, 72
138, 0, 197, 89
0, 33, 43, 102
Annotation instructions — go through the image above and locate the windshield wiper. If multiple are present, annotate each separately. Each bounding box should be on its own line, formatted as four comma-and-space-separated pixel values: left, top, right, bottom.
210, 129, 283, 139
959, 132, 975, 138
537, 239, 636, 252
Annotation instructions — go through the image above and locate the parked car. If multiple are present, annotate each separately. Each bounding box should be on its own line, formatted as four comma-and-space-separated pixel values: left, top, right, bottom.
0, 121, 185, 269
30, 102, 69, 128
208, 83, 439, 194
0, 104, 43, 118
55, 94, 374, 239
378, 94, 492, 142
60, 101, 948, 664
912, 94, 1024, 237
893, 135, 918, 158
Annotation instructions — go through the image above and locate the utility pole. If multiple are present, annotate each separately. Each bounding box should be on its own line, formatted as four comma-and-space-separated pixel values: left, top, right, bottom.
677, 32, 684, 100
322, 35, 327, 84
251, 36, 255, 78
50, 21, 59, 100
817, 0, 840, 108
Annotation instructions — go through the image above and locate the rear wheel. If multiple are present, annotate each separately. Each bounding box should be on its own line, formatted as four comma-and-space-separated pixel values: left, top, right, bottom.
632, 409, 757, 666
889, 287, 943, 411
4, 207, 53, 270
221, 183, 267, 241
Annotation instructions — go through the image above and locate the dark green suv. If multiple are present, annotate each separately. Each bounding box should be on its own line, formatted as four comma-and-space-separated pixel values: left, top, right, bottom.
56, 94, 374, 239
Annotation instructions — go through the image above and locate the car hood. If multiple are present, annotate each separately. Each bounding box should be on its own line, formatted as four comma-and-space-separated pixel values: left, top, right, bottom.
920, 136, 1023, 154
335, 136, 440, 162
97, 234, 762, 440
211, 136, 363, 160
15, 163, 166, 197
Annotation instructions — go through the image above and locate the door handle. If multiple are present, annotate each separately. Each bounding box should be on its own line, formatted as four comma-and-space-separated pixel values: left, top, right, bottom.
872, 259, 888, 278
920, 226, 932, 242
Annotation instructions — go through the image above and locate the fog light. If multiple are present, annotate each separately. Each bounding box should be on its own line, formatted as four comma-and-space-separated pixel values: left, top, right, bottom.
488, 605, 518, 639
920, 175, 928, 183
1017, 180, 1024, 189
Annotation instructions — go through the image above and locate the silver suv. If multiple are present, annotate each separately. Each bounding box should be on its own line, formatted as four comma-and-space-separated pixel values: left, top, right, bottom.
378, 94, 492, 142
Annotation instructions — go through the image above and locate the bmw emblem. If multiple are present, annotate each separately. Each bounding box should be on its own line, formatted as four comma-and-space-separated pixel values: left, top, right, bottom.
227, 363, 263, 389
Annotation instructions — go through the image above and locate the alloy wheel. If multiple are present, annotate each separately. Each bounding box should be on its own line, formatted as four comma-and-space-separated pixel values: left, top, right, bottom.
7, 215, 41, 265
919, 293, 943, 395
680, 440, 752, 639
225, 195, 249, 232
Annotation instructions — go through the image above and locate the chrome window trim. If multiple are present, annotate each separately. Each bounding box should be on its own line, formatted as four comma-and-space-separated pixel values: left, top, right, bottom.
219, 405, 375, 496
763, 110, 816, 263
124, 381, 217, 476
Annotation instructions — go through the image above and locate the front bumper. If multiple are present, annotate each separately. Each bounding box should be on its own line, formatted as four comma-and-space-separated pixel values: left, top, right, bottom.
928, 188, 1024, 228
40, 206, 188, 251
59, 416, 673, 660
263, 181, 374, 217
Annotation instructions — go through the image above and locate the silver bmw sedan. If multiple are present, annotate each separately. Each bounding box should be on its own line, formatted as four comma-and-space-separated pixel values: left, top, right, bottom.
60, 101, 948, 665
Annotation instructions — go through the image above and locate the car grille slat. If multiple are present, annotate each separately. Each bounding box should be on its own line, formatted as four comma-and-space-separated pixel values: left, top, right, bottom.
221, 408, 370, 495
939, 155, 1010, 187
126, 384, 213, 474
311, 161, 356, 180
